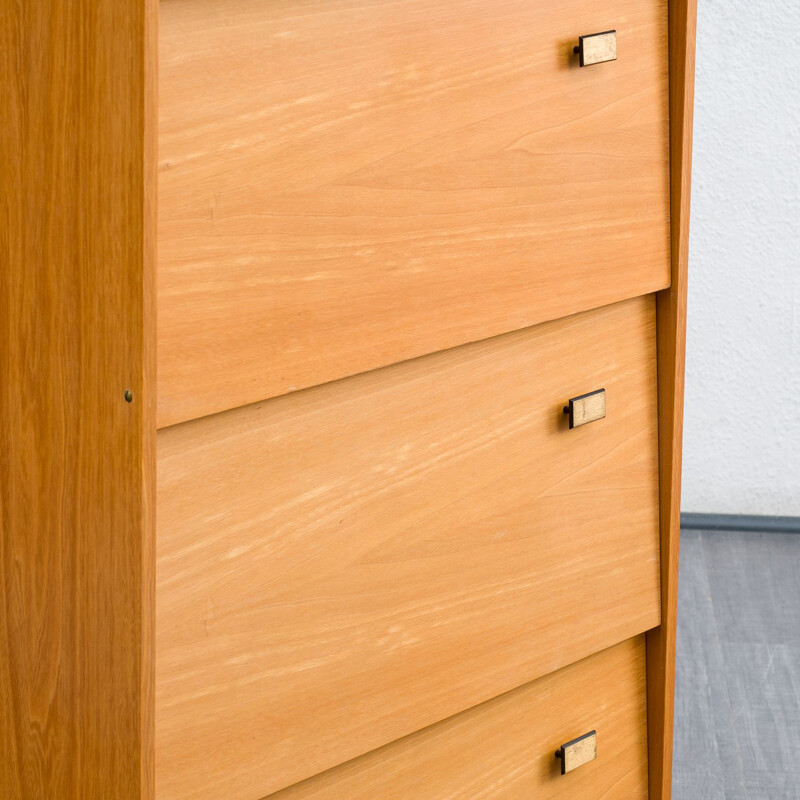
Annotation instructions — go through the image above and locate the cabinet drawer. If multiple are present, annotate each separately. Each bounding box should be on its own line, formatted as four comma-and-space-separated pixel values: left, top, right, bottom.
269, 636, 649, 800
158, 0, 670, 426
155, 296, 660, 799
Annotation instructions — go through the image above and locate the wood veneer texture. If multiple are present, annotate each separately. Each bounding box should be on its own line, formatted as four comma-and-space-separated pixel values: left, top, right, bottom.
157, 0, 671, 426
0, 1, 157, 798
0, 0, 694, 795
156, 296, 661, 800
268, 637, 649, 800
646, 0, 697, 797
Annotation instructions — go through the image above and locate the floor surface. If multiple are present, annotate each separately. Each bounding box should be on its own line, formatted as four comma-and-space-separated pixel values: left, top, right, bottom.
673, 529, 800, 799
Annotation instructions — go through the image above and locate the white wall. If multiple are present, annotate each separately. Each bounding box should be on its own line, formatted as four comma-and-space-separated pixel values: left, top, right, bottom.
681, 0, 800, 515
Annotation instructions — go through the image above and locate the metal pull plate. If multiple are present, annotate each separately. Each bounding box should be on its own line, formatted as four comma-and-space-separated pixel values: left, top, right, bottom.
555, 730, 597, 775
564, 389, 606, 429
574, 30, 617, 67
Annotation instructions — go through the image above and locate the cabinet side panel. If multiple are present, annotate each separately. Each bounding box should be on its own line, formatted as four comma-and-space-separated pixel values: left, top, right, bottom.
647, 0, 697, 797
0, 1, 157, 797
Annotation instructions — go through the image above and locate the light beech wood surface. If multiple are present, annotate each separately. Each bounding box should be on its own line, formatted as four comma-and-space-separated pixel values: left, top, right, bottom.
156, 297, 660, 799
269, 637, 648, 800
157, 0, 670, 426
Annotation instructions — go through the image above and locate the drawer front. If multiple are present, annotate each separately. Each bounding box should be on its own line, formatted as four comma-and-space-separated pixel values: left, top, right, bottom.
155, 296, 660, 799
158, 0, 670, 426
269, 636, 649, 799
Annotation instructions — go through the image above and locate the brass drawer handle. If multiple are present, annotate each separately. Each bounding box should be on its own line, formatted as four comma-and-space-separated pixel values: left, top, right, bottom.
573, 30, 617, 67
563, 389, 606, 429
555, 730, 597, 774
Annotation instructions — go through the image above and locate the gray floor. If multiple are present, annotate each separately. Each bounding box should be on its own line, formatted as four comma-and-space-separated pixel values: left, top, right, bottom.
673, 529, 800, 799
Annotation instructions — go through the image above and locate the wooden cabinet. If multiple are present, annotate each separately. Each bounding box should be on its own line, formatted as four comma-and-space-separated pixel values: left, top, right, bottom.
1, 1, 696, 798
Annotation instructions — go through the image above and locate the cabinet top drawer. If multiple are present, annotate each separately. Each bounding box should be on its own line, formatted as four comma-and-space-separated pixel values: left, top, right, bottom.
158, 0, 670, 427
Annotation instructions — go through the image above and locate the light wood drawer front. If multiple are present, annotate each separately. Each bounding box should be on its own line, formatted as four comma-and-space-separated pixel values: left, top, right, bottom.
158, 0, 670, 427
156, 296, 660, 800
269, 636, 649, 800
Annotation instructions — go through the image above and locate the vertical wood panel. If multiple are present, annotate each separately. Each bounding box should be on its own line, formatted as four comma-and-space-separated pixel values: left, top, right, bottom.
0, 1, 157, 797
647, 0, 697, 796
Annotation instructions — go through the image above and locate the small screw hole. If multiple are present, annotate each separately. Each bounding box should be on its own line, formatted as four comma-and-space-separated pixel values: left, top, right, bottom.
124, 390, 133, 403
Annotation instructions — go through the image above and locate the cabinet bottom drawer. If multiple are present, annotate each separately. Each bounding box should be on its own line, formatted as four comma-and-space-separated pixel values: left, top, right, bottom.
269, 636, 649, 799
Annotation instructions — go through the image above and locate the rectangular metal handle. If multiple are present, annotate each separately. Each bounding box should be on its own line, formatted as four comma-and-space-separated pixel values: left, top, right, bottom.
574, 30, 617, 67
555, 730, 597, 774
563, 389, 606, 429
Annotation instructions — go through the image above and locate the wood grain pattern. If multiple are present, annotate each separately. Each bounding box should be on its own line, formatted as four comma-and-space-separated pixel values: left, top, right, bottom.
156, 296, 661, 800
646, 0, 697, 797
0, 1, 156, 798
268, 637, 649, 800
157, 0, 671, 427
